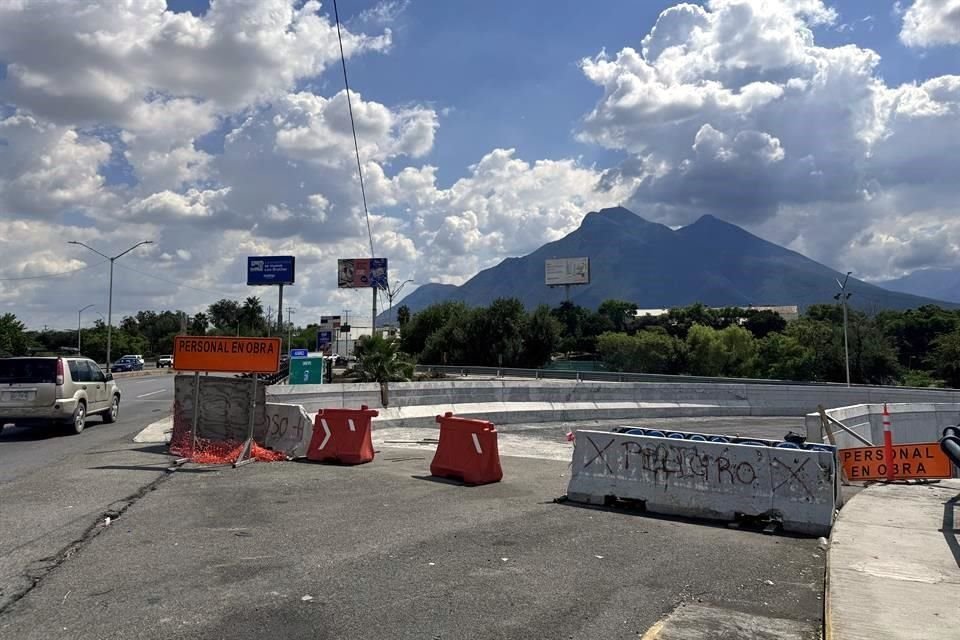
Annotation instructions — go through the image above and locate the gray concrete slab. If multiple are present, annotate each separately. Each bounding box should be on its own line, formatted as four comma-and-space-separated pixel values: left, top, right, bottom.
827, 480, 960, 640
0, 450, 824, 640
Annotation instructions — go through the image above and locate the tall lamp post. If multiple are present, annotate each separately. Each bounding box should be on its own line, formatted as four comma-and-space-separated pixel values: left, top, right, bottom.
384, 278, 414, 326
68, 240, 153, 368
77, 304, 94, 354
834, 271, 853, 387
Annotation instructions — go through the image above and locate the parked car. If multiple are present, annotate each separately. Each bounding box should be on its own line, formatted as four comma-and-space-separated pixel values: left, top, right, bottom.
0, 357, 121, 434
111, 357, 143, 373
156, 355, 173, 368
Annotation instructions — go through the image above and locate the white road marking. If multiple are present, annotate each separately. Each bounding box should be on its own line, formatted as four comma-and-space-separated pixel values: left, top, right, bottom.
136, 389, 167, 398
318, 418, 331, 449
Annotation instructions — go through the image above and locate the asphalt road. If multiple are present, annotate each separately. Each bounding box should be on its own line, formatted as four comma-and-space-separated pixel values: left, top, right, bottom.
0, 371, 175, 611
0, 383, 827, 638
0, 451, 826, 640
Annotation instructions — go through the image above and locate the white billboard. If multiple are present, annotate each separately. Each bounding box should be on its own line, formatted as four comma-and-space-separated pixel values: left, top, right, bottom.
545, 257, 590, 286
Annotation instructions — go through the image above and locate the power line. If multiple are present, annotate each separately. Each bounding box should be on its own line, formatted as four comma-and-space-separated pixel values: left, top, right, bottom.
0, 260, 108, 281
113, 262, 241, 299
333, 0, 376, 259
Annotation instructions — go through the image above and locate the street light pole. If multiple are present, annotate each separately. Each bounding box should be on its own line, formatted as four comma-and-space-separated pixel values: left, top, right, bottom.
384, 278, 414, 326
77, 304, 94, 354
287, 308, 296, 355
68, 240, 153, 367
834, 272, 853, 387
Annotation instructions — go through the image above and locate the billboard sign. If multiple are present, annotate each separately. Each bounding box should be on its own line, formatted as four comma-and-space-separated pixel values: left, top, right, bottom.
173, 336, 281, 374
247, 256, 295, 286
317, 331, 333, 348
338, 258, 387, 289
320, 315, 341, 329
545, 257, 589, 286
290, 348, 309, 359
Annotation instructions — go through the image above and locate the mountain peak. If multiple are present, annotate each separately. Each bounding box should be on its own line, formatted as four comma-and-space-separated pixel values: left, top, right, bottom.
581, 206, 650, 228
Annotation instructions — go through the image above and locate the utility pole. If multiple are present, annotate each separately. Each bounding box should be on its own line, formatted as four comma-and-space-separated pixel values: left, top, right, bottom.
68, 240, 153, 367
287, 308, 296, 355
266, 305, 273, 336
77, 304, 94, 354
834, 272, 853, 387
343, 309, 351, 358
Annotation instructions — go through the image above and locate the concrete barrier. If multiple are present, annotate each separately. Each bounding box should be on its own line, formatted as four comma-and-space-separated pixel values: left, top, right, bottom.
805, 403, 960, 447
565, 429, 838, 536
267, 379, 960, 428
174, 374, 266, 443
255, 403, 313, 458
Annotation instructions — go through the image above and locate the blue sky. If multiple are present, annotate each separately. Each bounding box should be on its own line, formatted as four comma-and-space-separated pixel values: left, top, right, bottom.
166, 0, 959, 185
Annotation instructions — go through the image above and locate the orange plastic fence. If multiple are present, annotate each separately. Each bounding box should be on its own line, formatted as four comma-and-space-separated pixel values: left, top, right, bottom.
169, 401, 285, 464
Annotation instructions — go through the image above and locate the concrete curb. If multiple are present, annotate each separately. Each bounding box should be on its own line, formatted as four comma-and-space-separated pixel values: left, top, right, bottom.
825, 479, 960, 639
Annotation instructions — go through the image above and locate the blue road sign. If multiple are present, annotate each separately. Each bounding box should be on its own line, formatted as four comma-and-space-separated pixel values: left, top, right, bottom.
247, 256, 295, 286
317, 331, 333, 348
290, 348, 309, 359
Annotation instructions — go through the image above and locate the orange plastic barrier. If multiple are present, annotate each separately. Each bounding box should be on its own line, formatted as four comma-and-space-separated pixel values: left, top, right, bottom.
430, 412, 503, 485
306, 405, 380, 465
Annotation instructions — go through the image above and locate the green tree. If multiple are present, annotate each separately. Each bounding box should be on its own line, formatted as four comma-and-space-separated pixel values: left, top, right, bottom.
664, 303, 719, 339
876, 305, 958, 369
597, 299, 638, 333
685, 324, 727, 376
743, 309, 787, 338
551, 301, 590, 352
401, 301, 469, 358
396, 305, 411, 329
0, 314, 29, 357
353, 335, 415, 382
758, 332, 817, 381
208, 299, 241, 333
521, 305, 562, 367
931, 329, 960, 388
240, 297, 266, 335
597, 329, 686, 374
476, 298, 527, 366
190, 312, 209, 335
717, 324, 759, 377
848, 315, 900, 385
785, 317, 844, 382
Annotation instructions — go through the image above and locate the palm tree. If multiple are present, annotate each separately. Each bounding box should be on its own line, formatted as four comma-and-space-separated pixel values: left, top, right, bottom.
353, 335, 414, 406
240, 296, 265, 335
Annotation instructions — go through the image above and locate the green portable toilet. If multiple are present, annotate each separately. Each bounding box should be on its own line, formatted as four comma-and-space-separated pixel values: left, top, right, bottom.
289, 356, 324, 385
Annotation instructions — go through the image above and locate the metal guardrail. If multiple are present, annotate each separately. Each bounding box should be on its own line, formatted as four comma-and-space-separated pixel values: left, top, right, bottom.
414, 364, 948, 390
238, 364, 289, 386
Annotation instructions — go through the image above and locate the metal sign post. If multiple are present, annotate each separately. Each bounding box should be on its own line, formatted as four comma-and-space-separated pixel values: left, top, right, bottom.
234, 373, 258, 468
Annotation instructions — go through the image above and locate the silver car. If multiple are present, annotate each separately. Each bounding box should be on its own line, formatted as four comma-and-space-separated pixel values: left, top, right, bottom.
0, 357, 122, 435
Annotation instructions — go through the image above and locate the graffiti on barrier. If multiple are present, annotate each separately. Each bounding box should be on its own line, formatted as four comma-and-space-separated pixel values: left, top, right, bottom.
580, 434, 820, 501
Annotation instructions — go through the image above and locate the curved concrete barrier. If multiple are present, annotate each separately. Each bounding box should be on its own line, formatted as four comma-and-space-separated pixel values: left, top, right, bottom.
267, 379, 960, 428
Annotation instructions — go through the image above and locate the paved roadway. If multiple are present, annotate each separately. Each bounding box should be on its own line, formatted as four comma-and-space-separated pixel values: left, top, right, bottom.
0, 380, 826, 638
0, 371, 175, 611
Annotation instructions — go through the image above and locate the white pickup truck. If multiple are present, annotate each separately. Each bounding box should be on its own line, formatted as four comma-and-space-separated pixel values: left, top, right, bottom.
156, 355, 173, 368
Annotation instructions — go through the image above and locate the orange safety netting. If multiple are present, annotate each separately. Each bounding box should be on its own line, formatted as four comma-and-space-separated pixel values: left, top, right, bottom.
170, 401, 286, 464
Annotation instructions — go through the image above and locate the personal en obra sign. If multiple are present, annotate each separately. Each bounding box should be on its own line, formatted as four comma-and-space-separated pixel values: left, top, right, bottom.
840, 442, 953, 481
173, 336, 282, 374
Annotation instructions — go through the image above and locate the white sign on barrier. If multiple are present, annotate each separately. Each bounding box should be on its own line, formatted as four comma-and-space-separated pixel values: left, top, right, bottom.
566, 430, 838, 535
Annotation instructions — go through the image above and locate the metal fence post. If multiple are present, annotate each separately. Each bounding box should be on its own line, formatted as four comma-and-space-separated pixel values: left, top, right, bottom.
234, 373, 258, 468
